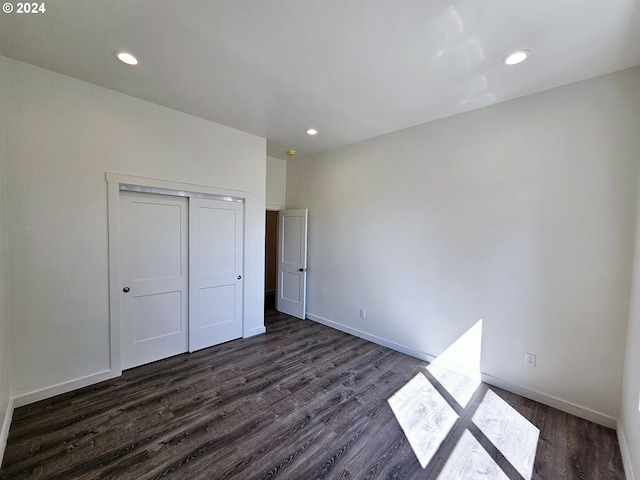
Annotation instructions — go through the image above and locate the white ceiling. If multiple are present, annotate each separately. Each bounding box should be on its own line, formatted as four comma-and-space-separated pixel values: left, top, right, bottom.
1, 0, 639, 160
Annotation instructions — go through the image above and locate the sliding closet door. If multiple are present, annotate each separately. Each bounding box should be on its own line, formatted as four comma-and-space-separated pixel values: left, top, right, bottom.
120, 191, 189, 369
189, 198, 244, 352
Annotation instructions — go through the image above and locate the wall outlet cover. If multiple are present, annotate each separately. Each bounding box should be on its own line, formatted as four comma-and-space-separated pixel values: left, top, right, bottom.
525, 353, 536, 367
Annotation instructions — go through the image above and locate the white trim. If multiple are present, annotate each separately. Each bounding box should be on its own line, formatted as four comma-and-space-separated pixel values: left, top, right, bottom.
306, 311, 617, 429
107, 177, 123, 376
306, 313, 436, 363
618, 421, 636, 480
12, 369, 114, 408
246, 326, 266, 337
0, 397, 14, 464
480, 373, 616, 428
266, 203, 284, 211
106, 173, 250, 199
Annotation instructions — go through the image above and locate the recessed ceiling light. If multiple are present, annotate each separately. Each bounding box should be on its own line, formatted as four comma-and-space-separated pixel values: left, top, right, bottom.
116, 51, 139, 66
306, 129, 318, 136
503, 50, 530, 66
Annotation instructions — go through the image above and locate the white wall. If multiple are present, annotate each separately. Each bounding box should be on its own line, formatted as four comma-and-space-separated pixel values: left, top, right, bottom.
0, 56, 14, 460
287, 67, 640, 425
2, 57, 266, 399
266, 156, 286, 210
620, 169, 640, 479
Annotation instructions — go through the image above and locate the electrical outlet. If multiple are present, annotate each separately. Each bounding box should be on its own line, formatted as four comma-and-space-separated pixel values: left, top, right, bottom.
525, 353, 536, 367
360, 308, 366, 318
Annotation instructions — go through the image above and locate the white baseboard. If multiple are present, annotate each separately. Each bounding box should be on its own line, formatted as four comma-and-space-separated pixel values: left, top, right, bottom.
246, 326, 266, 337
0, 396, 14, 465
306, 313, 437, 363
618, 421, 636, 480
481, 373, 617, 429
11, 326, 267, 409
306, 311, 617, 429
13, 369, 114, 408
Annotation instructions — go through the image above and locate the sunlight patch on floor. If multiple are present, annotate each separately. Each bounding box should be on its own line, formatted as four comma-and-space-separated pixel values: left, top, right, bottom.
388, 318, 540, 478
472, 389, 539, 479
436, 429, 510, 480
427, 363, 480, 409
387, 372, 459, 468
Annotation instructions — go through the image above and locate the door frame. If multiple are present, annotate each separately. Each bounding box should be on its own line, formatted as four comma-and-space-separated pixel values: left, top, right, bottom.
106, 173, 251, 377
265, 207, 281, 301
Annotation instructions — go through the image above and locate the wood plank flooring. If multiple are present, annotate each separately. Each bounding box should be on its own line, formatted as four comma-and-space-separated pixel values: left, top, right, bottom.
1, 310, 626, 479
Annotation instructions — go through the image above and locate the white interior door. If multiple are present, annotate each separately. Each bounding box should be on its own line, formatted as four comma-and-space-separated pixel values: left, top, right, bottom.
120, 191, 189, 369
277, 209, 308, 319
189, 197, 244, 352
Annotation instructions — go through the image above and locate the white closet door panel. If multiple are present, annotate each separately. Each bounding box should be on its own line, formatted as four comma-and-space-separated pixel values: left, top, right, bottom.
200, 207, 237, 274
133, 291, 183, 341
189, 198, 243, 352
120, 191, 189, 369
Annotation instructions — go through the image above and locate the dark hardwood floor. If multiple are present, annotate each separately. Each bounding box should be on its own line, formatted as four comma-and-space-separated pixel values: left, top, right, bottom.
1, 310, 626, 479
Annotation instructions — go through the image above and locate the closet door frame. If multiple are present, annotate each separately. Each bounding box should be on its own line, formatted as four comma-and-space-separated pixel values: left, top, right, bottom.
106, 173, 251, 377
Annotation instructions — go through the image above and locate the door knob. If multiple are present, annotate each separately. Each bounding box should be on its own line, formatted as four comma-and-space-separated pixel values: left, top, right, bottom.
298, 268, 306, 272
237, 275, 242, 280
123, 287, 130, 293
